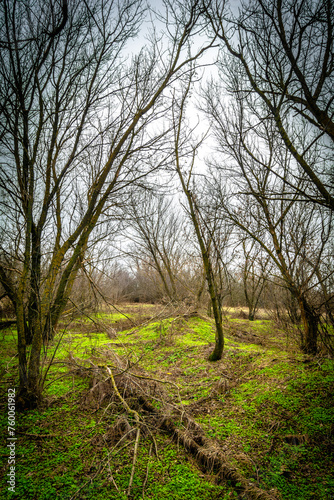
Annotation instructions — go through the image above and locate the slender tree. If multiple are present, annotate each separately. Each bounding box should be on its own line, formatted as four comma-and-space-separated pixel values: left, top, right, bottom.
239, 239, 270, 321
173, 75, 225, 361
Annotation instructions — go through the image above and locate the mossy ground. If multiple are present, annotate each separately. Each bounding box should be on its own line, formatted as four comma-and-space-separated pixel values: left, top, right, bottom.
0, 304, 333, 499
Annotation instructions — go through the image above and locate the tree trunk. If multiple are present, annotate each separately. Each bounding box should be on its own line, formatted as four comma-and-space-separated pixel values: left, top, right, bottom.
27, 322, 43, 404
286, 294, 300, 325
16, 301, 28, 392
16, 301, 41, 410
299, 298, 318, 355
208, 297, 224, 361
175, 132, 224, 361
248, 311, 255, 321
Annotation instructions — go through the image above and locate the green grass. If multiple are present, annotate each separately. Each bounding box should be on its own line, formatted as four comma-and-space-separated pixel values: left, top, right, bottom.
0, 400, 228, 500
0, 307, 333, 500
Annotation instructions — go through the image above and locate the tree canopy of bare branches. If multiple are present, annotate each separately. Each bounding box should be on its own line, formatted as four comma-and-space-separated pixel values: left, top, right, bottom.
0, 0, 214, 406
206, 0, 334, 210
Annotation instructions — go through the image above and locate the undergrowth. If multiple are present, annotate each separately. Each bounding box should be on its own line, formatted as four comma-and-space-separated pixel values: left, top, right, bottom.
0, 305, 333, 499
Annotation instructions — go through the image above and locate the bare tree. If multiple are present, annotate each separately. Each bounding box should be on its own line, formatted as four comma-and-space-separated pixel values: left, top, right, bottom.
203, 84, 333, 353
206, 0, 334, 210
173, 75, 225, 361
194, 194, 235, 315
124, 192, 189, 302
239, 238, 271, 321
0, 0, 214, 406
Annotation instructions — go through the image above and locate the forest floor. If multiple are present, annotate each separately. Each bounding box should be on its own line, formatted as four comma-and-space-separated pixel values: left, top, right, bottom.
0, 303, 333, 500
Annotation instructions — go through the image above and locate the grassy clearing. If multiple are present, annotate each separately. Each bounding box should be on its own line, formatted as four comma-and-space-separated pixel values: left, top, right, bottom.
0, 306, 333, 499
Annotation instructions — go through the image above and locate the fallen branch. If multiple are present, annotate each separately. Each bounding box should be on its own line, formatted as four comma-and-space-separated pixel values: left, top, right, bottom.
105, 366, 141, 498
137, 394, 277, 500
81, 360, 278, 500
